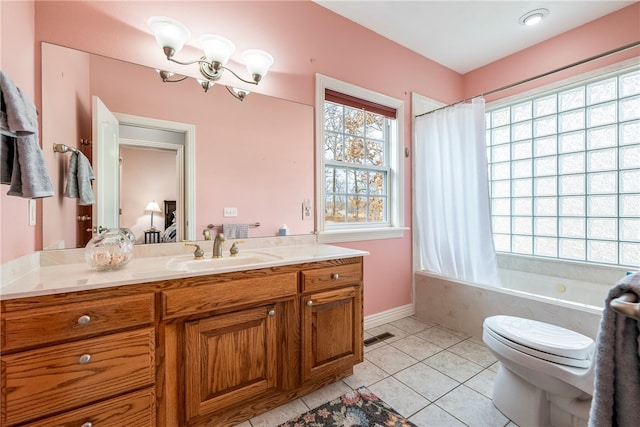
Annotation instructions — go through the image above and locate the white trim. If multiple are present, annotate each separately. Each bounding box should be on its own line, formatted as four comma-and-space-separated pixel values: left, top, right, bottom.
315, 74, 405, 242
114, 113, 196, 242
364, 303, 415, 331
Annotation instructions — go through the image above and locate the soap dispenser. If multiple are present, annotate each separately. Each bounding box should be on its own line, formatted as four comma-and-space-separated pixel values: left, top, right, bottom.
278, 224, 289, 236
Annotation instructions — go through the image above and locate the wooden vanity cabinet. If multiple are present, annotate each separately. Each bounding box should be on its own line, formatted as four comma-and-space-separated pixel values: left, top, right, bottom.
300, 262, 364, 383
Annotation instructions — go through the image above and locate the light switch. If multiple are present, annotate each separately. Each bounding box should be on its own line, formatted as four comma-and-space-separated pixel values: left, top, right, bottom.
223, 207, 238, 217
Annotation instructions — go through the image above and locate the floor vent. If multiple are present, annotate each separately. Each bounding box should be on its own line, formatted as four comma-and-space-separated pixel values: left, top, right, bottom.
364, 332, 394, 347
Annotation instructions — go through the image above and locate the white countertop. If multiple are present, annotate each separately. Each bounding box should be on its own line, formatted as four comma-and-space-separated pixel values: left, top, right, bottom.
0, 238, 368, 300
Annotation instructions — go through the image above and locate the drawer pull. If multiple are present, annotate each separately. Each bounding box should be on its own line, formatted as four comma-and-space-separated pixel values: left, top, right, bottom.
268, 309, 276, 317
79, 354, 92, 364
332, 273, 340, 280
77, 315, 91, 325
81, 422, 93, 427
306, 300, 313, 307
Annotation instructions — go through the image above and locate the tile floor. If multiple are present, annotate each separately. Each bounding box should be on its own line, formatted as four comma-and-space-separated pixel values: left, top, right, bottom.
235, 315, 519, 427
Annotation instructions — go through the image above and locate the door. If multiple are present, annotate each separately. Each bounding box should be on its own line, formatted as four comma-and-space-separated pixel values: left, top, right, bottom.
92, 96, 120, 233
301, 286, 363, 383
184, 305, 279, 423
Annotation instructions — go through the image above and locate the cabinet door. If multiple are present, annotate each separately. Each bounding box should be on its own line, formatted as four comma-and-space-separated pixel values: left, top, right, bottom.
184, 304, 278, 422
301, 286, 363, 383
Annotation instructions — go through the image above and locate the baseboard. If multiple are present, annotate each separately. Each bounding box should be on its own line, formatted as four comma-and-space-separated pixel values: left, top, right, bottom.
364, 304, 415, 330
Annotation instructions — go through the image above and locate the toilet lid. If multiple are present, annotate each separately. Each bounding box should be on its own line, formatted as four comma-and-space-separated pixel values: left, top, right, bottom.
484, 315, 594, 361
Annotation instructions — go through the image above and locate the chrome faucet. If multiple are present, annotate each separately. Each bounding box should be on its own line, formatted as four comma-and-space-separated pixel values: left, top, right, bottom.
212, 233, 226, 258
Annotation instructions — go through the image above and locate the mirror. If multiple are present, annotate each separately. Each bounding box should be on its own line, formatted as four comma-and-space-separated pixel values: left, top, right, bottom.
41, 43, 315, 250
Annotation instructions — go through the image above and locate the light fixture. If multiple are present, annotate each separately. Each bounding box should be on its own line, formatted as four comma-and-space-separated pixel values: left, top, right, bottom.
145, 200, 162, 230
148, 16, 274, 101
519, 8, 549, 26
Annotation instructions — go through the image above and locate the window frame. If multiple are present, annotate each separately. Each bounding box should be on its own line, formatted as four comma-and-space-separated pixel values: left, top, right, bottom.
486, 59, 640, 268
315, 74, 406, 243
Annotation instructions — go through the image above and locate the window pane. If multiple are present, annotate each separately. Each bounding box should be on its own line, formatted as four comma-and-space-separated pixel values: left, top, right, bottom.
512, 101, 532, 122
587, 102, 616, 127
588, 240, 617, 264
535, 197, 557, 216
587, 77, 617, 105
620, 219, 640, 242
492, 198, 511, 215
368, 171, 386, 195
512, 159, 532, 178
493, 162, 511, 180
560, 174, 585, 195
560, 196, 585, 216
344, 108, 364, 136
494, 234, 511, 252
621, 170, 640, 193
325, 195, 346, 223
620, 70, 640, 97
560, 109, 585, 132
560, 238, 585, 260
588, 125, 617, 149
324, 103, 343, 131
369, 196, 386, 222
513, 198, 532, 215
347, 196, 367, 222
492, 180, 510, 198
534, 136, 557, 156
325, 166, 346, 193
324, 132, 344, 161
348, 169, 368, 194
493, 216, 510, 233
620, 145, 640, 169
493, 126, 511, 144
560, 218, 585, 238
588, 195, 617, 217
535, 158, 557, 177
513, 122, 532, 141
365, 112, 384, 139
587, 148, 617, 172
493, 144, 510, 162
620, 121, 640, 145
513, 178, 532, 197
535, 95, 557, 117
559, 153, 585, 174
535, 217, 557, 236
534, 176, 557, 196
366, 139, 384, 166
559, 87, 585, 111
513, 217, 532, 234
492, 108, 510, 127
535, 237, 558, 256
513, 140, 532, 159
587, 172, 617, 194
559, 131, 585, 153
513, 235, 532, 254
588, 218, 617, 240
620, 242, 640, 266
534, 116, 557, 137
620, 96, 640, 121
345, 136, 364, 163
621, 194, 640, 217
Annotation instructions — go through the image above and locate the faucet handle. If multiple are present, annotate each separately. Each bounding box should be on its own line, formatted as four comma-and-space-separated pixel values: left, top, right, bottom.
203, 229, 212, 240
184, 242, 204, 259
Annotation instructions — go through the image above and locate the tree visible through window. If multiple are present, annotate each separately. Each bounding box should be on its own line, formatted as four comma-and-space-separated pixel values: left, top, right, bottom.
323, 93, 392, 226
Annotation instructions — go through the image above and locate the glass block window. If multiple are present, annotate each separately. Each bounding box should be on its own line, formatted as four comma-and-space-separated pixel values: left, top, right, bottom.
487, 67, 640, 268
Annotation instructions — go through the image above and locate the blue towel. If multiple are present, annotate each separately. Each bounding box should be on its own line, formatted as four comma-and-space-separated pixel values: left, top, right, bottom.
63, 151, 95, 205
0, 71, 54, 199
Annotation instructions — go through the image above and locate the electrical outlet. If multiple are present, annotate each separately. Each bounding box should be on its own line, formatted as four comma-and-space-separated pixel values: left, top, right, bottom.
28, 199, 36, 226
223, 207, 238, 217
302, 200, 311, 220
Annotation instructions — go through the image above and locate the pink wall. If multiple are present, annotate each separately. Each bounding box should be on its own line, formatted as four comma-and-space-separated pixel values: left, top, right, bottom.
0, 1, 39, 261
2, 1, 637, 318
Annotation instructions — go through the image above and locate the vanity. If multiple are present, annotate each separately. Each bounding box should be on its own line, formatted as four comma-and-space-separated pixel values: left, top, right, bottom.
0, 236, 367, 426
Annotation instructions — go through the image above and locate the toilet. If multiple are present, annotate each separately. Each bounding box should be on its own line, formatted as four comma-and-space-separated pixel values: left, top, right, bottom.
482, 315, 595, 427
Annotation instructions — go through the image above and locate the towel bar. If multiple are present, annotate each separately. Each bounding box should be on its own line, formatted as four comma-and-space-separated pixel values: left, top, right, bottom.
52, 143, 79, 154
207, 222, 260, 229
610, 292, 640, 321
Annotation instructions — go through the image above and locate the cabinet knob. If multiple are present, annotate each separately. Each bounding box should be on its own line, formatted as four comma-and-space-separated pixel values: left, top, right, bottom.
306, 300, 313, 307
268, 309, 276, 317
79, 354, 92, 364
77, 315, 91, 325
81, 422, 93, 427
332, 273, 339, 280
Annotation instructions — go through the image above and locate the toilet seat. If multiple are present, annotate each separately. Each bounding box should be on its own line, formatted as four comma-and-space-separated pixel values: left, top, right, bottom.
484, 316, 594, 368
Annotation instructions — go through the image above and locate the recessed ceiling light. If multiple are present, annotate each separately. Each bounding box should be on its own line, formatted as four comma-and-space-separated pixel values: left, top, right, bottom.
519, 8, 549, 26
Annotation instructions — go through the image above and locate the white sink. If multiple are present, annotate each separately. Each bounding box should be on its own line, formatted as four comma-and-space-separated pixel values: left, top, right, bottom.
165, 251, 282, 272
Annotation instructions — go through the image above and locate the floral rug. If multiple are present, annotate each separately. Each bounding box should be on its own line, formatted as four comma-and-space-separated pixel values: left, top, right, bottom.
278, 386, 418, 427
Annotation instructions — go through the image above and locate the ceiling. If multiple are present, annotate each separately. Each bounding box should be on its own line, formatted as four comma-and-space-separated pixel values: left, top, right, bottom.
314, 1, 636, 74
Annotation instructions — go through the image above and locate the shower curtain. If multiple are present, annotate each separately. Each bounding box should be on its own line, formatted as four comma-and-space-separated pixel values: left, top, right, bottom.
414, 98, 500, 287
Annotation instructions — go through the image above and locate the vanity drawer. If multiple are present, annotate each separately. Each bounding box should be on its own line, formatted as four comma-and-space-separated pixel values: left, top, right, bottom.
301, 262, 362, 293
22, 387, 156, 427
1, 327, 155, 426
1, 293, 155, 352
163, 272, 298, 318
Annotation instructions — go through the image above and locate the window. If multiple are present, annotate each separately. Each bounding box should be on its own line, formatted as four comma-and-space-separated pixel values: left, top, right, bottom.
486, 65, 640, 268
316, 74, 405, 242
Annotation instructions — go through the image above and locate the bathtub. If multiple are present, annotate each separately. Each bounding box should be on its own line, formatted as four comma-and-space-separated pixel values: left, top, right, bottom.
414, 255, 630, 340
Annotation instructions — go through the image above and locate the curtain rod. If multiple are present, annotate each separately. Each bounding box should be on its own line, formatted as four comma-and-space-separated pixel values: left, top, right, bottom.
416, 40, 640, 118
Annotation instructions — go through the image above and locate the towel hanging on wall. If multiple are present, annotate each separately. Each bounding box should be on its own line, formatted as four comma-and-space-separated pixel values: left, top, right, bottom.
63, 150, 95, 205
0, 70, 54, 198
223, 223, 249, 239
